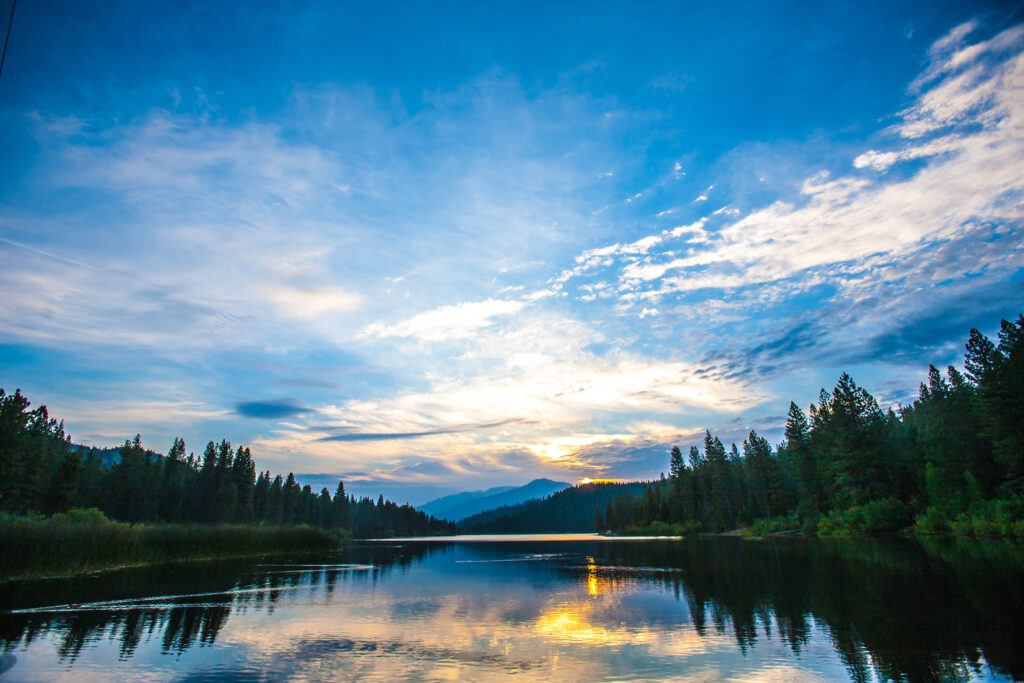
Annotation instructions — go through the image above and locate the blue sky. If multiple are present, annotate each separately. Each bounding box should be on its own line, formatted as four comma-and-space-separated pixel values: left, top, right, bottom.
2, 1, 1023, 504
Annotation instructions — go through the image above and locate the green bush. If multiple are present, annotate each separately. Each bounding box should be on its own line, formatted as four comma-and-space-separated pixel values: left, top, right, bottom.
913, 506, 949, 535
671, 521, 700, 536
646, 521, 672, 536
818, 499, 912, 536
948, 497, 1024, 538
745, 515, 802, 536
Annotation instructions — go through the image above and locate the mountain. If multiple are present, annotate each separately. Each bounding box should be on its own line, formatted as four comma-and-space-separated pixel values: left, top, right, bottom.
418, 478, 571, 522
69, 443, 151, 467
458, 481, 652, 533
417, 485, 516, 519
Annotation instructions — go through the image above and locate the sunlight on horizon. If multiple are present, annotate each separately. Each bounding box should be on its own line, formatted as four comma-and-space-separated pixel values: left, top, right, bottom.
580, 478, 620, 485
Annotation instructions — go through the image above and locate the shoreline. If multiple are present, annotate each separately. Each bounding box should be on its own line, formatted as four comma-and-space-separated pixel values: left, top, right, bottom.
0, 512, 341, 583
0, 546, 340, 584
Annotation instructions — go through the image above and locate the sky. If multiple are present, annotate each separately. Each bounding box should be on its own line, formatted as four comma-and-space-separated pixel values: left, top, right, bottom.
1, 1, 1023, 505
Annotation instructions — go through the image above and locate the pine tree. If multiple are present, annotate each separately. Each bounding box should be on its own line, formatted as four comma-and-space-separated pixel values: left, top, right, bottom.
669, 445, 684, 481
269, 474, 285, 524
785, 401, 820, 514
705, 431, 735, 530
44, 451, 81, 514
231, 446, 256, 522
160, 437, 186, 522
332, 481, 350, 529
254, 471, 270, 522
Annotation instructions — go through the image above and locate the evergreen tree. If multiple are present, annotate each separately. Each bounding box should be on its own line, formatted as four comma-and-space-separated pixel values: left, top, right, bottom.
784, 401, 819, 514
283, 473, 299, 524
199, 441, 218, 523
814, 373, 889, 507
43, 451, 81, 514
269, 474, 285, 524
254, 471, 270, 522
688, 445, 704, 470
160, 437, 186, 522
669, 445, 684, 481
332, 481, 349, 529
705, 431, 735, 530
231, 446, 256, 522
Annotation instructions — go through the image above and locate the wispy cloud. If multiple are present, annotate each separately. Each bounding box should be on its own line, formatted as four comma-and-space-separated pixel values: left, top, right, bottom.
316, 418, 530, 442
553, 21, 1024, 377
361, 299, 526, 342
236, 399, 314, 420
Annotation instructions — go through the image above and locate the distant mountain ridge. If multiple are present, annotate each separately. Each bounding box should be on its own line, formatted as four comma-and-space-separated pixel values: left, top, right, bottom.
458, 481, 652, 533
69, 443, 151, 467
418, 478, 570, 522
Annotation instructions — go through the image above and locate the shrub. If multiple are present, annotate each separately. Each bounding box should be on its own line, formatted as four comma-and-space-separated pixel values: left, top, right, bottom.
745, 515, 802, 536
646, 521, 673, 536
671, 521, 700, 536
949, 497, 1024, 538
913, 506, 949, 535
818, 499, 911, 536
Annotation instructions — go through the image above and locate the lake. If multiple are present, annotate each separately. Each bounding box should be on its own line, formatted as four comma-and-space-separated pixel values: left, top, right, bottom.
1, 534, 1022, 681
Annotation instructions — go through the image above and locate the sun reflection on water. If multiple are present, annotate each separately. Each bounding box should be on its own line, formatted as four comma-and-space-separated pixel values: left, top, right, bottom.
535, 607, 610, 643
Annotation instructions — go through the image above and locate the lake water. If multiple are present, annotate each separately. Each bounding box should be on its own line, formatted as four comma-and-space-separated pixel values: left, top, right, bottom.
1, 534, 1022, 681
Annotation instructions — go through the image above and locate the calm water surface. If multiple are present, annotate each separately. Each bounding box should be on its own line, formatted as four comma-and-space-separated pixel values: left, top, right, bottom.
1, 534, 1022, 681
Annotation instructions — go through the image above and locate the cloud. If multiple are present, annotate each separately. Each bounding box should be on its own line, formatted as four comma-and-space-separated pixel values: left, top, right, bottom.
851, 135, 963, 170
35, 111, 338, 208
236, 399, 314, 420
268, 285, 362, 319
4, 67, 628, 357
361, 298, 526, 342
52, 396, 229, 446
555, 23, 1024, 363
1, 111, 371, 352
316, 418, 530, 442
248, 308, 765, 483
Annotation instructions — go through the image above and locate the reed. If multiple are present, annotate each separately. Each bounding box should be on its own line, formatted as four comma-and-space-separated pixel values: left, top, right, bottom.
0, 508, 339, 581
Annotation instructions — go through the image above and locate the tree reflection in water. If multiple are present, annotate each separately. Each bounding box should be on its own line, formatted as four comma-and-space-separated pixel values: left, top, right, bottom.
0, 543, 447, 665
0, 537, 1021, 682
549, 537, 1024, 682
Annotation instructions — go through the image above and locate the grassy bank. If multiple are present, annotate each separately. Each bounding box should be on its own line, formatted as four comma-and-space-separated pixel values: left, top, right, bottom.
619, 498, 1024, 539
0, 508, 340, 581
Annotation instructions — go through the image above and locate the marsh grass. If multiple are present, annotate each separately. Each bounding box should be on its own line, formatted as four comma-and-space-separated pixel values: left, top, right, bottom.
0, 508, 339, 581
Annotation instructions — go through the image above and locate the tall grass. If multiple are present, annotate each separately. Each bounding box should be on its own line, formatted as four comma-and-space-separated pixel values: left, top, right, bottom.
0, 508, 339, 580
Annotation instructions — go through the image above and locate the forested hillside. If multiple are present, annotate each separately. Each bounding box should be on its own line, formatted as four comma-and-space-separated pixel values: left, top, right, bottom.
0, 404, 454, 538
421, 478, 570, 522
459, 481, 651, 533
601, 315, 1024, 537
3, 315, 1021, 539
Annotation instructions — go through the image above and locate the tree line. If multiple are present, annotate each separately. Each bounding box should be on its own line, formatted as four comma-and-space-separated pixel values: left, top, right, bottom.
601, 315, 1024, 536
458, 315, 1024, 537
0, 402, 454, 538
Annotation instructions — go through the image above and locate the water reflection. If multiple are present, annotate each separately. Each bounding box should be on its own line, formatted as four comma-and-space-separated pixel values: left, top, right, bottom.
0, 537, 1021, 681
